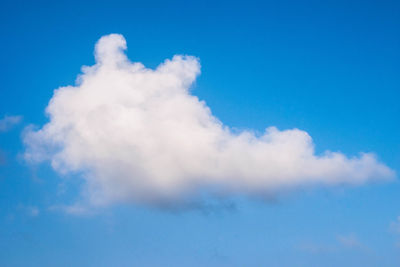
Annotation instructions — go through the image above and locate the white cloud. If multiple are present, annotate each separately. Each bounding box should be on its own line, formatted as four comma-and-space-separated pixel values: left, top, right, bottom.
0, 115, 22, 132
23, 34, 395, 207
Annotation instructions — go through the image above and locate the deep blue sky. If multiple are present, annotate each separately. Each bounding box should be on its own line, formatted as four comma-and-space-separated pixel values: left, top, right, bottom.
0, 0, 399, 266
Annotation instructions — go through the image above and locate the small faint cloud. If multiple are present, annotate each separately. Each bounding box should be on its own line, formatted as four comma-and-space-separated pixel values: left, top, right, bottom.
63, 204, 88, 215
297, 241, 336, 254
0, 115, 22, 132
49, 204, 92, 216
297, 234, 367, 255
390, 217, 400, 249
16, 205, 40, 217
390, 216, 400, 234
337, 234, 363, 249
27, 206, 40, 217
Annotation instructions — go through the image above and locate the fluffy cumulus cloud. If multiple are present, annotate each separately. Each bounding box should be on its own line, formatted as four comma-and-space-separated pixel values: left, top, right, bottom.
24, 34, 394, 207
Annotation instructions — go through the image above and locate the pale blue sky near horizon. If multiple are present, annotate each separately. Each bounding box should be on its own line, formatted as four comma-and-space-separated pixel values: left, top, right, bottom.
0, 0, 399, 266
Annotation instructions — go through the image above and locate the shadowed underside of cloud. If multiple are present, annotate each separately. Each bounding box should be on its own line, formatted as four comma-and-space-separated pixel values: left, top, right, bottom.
23, 34, 394, 207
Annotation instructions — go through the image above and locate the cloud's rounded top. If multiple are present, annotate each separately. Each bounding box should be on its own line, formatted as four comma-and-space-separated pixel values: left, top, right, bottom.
95, 34, 127, 66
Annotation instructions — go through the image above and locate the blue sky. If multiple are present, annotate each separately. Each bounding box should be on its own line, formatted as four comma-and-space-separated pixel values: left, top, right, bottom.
0, 0, 399, 266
